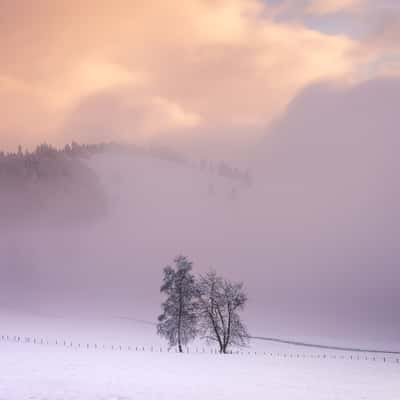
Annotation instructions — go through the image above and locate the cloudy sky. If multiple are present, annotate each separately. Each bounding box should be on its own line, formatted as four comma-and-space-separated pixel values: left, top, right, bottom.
0, 0, 399, 152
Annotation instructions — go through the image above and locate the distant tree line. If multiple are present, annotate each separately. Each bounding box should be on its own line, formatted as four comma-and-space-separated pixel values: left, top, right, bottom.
0, 142, 190, 207
1, 142, 253, 188
0, 142, 253, 224
0, 143, 109, 226
0, 141, 188, 172
157, 256, 249, 354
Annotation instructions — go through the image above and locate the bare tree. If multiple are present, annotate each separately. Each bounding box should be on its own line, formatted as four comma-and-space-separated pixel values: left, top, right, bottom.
197, 271, 249, 353
157, 256, 198, 352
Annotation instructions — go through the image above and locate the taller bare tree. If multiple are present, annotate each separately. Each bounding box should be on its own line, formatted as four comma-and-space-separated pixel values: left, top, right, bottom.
197, 271, 249, 353
157, 256, 198, 352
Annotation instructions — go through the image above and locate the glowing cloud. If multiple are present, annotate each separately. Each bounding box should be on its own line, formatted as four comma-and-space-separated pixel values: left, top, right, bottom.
0, 0, 361, 150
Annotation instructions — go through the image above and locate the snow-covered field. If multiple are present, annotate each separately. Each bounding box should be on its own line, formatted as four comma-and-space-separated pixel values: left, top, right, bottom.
0, 311, 398, 399
0, 337, 399, 399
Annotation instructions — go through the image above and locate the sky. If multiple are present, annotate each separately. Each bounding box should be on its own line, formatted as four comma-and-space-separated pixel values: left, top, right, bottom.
0, 0, 399, 153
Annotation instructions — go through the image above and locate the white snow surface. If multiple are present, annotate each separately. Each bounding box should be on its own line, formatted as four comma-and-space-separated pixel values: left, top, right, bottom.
0, 337, 399, 399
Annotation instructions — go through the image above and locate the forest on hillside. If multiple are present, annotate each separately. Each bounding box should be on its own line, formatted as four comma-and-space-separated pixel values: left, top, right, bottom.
0, 142, 252, 227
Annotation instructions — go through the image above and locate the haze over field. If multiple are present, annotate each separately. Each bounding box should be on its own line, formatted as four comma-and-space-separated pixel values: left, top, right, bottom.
0, 77, 398, 351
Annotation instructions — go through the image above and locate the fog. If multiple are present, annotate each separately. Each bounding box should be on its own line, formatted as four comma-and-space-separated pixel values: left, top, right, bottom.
0, 77, 399, 349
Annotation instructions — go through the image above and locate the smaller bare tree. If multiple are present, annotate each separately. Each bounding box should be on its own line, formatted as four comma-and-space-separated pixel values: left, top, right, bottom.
197, 271, 249, 353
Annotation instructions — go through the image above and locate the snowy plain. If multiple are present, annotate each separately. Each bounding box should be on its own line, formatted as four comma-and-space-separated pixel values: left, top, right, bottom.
0, 309, 398, 400
0, 338, 399, 400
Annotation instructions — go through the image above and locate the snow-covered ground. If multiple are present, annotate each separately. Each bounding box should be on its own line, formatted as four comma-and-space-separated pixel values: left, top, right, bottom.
0, 334, 399, 399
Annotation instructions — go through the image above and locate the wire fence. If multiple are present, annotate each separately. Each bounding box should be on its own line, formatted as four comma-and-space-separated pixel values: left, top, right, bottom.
1, 333, 399, 365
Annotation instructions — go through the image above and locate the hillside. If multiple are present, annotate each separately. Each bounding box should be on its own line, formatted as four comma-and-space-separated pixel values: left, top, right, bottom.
0, 145, 108, 227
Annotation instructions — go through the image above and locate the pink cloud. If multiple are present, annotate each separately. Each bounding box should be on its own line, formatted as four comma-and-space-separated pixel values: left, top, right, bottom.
0, 0, 362, 152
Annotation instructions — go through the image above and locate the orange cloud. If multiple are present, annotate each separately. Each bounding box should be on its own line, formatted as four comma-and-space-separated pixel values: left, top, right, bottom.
0, 0, 359, 151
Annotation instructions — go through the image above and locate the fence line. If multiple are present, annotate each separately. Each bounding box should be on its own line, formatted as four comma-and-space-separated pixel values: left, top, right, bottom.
1, 333, 399, 366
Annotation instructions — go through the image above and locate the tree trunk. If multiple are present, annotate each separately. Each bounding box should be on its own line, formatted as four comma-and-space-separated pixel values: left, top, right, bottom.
177, 326, 182, 353
177, 276, 183, 353
219, 343, 227, 354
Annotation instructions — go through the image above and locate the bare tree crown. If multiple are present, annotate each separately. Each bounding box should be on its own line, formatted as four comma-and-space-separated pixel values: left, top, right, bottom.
157, 259, 249, 354
197, 271, 249, 353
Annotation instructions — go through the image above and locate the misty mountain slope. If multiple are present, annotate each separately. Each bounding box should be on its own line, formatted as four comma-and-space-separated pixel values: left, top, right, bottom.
90, 153, 251, 237
0, 151, 108, 227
